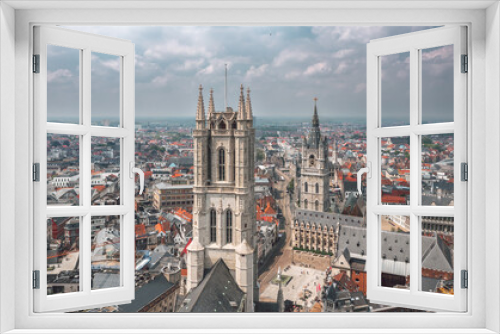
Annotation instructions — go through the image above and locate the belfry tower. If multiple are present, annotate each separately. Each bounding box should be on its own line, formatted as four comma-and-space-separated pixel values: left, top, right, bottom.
300, 98, 330, 212
186, 85, 258, 311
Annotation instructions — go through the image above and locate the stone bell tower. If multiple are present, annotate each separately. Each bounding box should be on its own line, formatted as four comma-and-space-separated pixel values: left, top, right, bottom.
187, 85, 258, 311
300, 98, 330, 212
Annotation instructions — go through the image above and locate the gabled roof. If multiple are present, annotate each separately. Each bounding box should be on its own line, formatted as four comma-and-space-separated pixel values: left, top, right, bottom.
117, 274, 176, 313
422, 233, 453, 273
178, 259, 245, 313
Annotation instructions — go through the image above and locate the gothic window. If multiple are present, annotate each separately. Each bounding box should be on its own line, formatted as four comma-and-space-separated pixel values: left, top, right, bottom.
309, 154, 315, 166
218, 148, 225, 181
226, 210, 233, 244
315, 200, 319, 211
218, 120, 227, 130
315, 183, 319, 194
304, 199, 308, 209
207, 144, 212, 182
304, 182, 308, 193
210, 209, 217, 243
232, 121, 236, 129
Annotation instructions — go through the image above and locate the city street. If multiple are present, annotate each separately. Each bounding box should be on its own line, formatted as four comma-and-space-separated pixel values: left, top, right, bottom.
258, 168, 294, 296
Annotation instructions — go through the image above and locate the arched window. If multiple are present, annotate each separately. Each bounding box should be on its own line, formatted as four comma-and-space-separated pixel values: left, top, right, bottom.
315, 200, 319, 211
309, 154, 315, 166
207, 144, 212, 182
226, 210, 233, 244
304, 182, 308, 193
315, 183, 319, 194
210, 209, 217, 243
304, 199, 308, 209
218, 149, 225, 181
218, 120, 227, 130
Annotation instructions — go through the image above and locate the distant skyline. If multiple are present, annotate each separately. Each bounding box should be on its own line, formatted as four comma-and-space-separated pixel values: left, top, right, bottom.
47, 26, 453, 122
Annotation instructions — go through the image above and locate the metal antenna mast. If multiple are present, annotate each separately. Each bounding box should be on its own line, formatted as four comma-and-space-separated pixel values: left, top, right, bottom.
224, 64, 228, 112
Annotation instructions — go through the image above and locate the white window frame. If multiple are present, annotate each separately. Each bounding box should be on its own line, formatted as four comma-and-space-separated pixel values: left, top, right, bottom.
0, 1, 498, 333
32, 26, 136, 312
366, 26, 467, 312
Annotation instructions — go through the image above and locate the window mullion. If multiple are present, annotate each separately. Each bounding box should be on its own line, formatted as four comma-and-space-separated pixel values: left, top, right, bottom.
82, 47, 92, 293
409, 47, 420, 294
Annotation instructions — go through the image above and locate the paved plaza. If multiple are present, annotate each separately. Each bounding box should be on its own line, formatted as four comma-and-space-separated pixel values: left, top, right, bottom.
260, 265, 330, 307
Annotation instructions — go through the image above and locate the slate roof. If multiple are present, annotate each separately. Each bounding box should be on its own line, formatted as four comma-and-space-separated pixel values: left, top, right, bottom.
117, 274, 176, 313
178, 259, 245, 313
338, 226, 453, 276
92, 273, 120, 290
295, 210, 364, 228
421, 195, 453, 206
149, 243, 173, 270
421, 234, 453, 273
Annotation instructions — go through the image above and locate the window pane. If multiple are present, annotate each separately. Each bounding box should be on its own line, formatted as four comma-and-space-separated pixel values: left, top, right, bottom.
381, 136, 410, 205
47, 133, 80, 206
91, 137, 120, 205
421, 45, 454, 124
91, 215, 121, 290
381, 52, 410, 127
92, 52, 121, 127
421, 134, 454, 206
421, 216, 454, 294
47, 216, 80, 295
47, 45, 80, 124
381, 215, 410, 289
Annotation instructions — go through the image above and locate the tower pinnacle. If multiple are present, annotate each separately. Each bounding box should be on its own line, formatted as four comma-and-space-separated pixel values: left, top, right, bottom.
246, 87, 253, 120
196, 85, 205, 129
209, 88, 215, 115
312, 97, 319, 128
238, 84, 246, 119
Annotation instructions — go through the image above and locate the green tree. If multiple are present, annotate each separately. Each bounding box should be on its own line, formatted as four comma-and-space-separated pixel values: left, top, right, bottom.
422, 136, 433, 145
256, 149, 265, 162
287, 178, 295, 193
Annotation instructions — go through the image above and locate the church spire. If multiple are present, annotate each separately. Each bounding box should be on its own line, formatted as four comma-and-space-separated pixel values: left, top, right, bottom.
246, 87, 253, 120
208, 88, 215, 115
238, 84, 246, 119
196, 85, 205, 129
312, 97, 319, 127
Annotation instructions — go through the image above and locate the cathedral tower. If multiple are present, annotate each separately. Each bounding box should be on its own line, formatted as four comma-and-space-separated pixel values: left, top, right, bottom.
187, 85, 257, 312
300, 98, 330, 212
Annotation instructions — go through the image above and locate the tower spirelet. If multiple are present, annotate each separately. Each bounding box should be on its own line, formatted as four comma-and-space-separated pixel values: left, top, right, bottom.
196, 85, 205, 129
209, 88, 215, 116
238, 84, 246, 119
246, 87, 253, 120
312, 97, 319, 128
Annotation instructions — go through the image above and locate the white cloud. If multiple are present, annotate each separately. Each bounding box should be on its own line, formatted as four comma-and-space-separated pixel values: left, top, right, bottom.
144, 39, 212, 59
47, 69, 74, 83
100, 59, 120, 72
176, 58, 205, 72
284, 71, 302, 80
355, 83, 366, 93
332, 49, 355, 59
334, 61, 350, 74
304, 62, 331, 76
151, 74, 169, 86
273, 49, 310, 67
245, 64, 269, 79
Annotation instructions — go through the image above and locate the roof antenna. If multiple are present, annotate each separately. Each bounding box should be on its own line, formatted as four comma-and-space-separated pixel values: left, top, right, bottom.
224, 64, 228, 112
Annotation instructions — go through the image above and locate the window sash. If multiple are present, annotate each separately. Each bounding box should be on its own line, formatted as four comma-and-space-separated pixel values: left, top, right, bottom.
32, 26, 136, 313
366, 26, 467, 312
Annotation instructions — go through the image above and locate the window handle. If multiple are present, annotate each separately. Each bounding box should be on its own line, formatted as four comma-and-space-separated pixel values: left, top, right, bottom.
357, 162, 371, 195
130, 162, 145, 195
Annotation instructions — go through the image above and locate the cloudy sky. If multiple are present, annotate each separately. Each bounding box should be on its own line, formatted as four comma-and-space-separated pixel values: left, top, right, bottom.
47, 26, 453, 123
